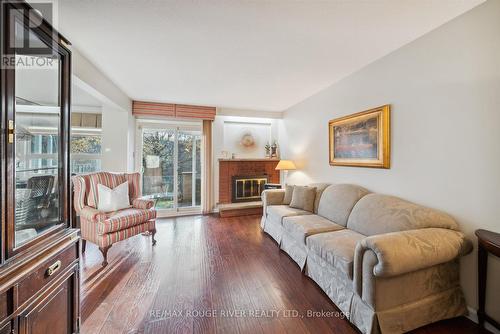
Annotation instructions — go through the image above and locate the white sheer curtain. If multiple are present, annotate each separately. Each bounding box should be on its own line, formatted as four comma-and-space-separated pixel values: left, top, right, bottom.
201, 120, 213, 214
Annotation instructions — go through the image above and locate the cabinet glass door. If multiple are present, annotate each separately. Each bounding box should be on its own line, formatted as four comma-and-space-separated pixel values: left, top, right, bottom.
8, 16, 69, 250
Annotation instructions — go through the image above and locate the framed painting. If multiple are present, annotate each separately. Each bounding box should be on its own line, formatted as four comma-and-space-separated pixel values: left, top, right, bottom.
328, 105, 390, 168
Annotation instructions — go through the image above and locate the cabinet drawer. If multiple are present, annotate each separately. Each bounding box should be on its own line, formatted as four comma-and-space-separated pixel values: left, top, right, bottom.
19, 266, 78, 334
17, 243, 78, 308
0, 288, 14, 324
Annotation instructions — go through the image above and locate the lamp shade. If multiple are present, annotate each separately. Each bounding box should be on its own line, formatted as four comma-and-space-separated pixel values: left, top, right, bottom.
275, 160, 296, 171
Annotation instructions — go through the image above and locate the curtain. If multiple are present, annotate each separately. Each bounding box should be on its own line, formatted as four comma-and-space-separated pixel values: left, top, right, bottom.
201, 120, 214, 214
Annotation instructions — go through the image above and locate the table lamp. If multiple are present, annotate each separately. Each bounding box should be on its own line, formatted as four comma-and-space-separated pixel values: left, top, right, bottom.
275, 160, 296, 185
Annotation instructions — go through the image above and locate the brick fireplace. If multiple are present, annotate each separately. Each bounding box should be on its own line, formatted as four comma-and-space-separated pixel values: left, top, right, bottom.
231, 175, 268, 203
218, 159, 280, 204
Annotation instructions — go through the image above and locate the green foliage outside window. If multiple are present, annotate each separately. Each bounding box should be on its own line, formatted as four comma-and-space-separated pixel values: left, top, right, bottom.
71, 135, 102, 154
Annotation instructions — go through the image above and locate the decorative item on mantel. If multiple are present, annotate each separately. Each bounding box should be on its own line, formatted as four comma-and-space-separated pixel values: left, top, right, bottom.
271, 141, 278, 158
275, 160, 296, 185
265, 142, 271, 158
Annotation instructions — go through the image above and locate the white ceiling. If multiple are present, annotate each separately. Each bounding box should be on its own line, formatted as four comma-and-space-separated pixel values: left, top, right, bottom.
57, 0, 484, 112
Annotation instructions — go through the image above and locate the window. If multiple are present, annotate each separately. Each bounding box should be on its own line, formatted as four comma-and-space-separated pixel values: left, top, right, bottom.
70, 113, 102, 174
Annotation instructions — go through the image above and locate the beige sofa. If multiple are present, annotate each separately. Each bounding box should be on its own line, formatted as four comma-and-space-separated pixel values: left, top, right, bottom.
260, 184, 472, 334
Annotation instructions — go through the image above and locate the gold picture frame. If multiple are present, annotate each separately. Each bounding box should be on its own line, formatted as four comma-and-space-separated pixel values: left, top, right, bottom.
329, 105, 390, 168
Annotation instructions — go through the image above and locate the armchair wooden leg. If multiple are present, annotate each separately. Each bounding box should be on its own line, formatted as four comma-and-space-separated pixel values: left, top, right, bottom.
99, 246, 111, 267
151, 228, 157, 246
81, 240, 87, 254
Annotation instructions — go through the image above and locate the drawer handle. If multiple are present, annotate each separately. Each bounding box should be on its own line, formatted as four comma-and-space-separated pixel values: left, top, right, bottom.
46, 260, 62, 276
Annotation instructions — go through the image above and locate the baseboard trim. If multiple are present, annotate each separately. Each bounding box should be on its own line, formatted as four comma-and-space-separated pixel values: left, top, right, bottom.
156, 210, 202, 218
466, 306, 500, 334
466, 306, 478, 323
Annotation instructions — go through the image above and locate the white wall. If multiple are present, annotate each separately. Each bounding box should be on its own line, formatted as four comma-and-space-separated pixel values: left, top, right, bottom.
71, 49, 134, 172
127, 113, 136, 172
101, 104, 131, 172
281, 0, 500, 323
212, 114, 283, 205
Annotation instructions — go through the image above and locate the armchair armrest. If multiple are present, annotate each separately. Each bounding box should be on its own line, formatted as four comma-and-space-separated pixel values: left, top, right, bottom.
132, 198, 155, 210
79, 206, 107, 223
355, 228, 472, 279
261, 189, 285, 214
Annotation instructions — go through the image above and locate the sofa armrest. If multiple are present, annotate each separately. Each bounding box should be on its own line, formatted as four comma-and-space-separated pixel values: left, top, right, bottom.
79, 206, 107, 223
261, 189, 285, 214
355, 228, 472, 279
262, 189, 285, 205
132, 198, 155, 210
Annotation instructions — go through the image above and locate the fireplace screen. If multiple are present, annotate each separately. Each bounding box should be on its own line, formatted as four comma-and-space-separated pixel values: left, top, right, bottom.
232, 176, 268, 203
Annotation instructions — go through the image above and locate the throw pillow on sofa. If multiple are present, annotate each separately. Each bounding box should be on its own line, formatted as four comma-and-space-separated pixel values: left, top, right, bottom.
97, 181, 131, 212
283, 184, 294, 205
290, 186, 316, 212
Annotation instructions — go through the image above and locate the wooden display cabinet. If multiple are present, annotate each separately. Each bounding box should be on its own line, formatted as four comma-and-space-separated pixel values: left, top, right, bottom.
0, 1, 80, 333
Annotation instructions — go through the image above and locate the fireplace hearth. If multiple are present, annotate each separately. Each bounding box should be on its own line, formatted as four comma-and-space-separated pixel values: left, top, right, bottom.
231, 175, 268, 203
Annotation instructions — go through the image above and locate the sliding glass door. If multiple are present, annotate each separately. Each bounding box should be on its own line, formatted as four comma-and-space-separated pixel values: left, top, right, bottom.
137, 121, 202, 214
177, 129, 202, 208
141, 127, 176, 209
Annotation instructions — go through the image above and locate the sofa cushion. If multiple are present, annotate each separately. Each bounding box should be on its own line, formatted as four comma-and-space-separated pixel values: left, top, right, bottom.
317, 184, 370, 226
82, 219, 156, 248
97, 208, 157, 235
283, 184, 294, 205
307, 229, 365, 280
267, 205, 312, 223
290, 186, 316, 212
347, 193, 458, 236
308, 183, 331, 214
283, 215, 344, 244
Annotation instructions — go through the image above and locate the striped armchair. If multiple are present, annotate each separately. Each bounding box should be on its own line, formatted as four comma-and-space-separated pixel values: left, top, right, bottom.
72, 172, 157, 266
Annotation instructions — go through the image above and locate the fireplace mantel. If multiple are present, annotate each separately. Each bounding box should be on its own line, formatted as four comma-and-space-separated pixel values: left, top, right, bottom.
218, 159, 280, 204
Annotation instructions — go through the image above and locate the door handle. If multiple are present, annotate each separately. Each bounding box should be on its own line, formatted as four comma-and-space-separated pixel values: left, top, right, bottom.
7, 120, 14, 144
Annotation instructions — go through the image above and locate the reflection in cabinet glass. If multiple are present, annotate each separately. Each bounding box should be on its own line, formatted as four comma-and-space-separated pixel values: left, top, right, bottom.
14, 19, 64, 247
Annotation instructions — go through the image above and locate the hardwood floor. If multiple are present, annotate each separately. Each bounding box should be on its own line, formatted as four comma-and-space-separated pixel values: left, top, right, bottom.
81, 215, 489, 334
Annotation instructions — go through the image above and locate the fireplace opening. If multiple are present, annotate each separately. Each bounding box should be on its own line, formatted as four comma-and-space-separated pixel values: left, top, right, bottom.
231, 175, 268, 203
